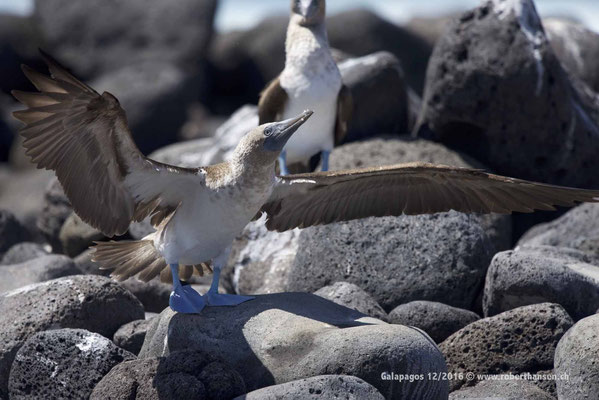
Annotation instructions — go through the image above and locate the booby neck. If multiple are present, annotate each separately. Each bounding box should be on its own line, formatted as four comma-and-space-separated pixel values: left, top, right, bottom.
224, 139, 277, 187
284, 15, 331, 70
282, 15, 339, 94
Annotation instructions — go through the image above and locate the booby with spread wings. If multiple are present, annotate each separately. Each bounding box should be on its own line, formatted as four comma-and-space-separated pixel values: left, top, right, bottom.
13, 52, 599, 313
259, 0, 352, 175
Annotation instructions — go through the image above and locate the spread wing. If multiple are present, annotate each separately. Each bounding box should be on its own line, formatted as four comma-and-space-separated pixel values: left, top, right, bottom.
334, 85, 353, 145
258, 76, 288, 124
260, 162, 599, 232
12, 51, 204, 237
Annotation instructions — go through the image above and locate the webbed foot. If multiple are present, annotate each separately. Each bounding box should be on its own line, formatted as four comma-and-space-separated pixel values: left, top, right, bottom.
321, 150, 331, 172
278, 151, 290, 176
205, 292, 255, 307
169, 284, 206, 313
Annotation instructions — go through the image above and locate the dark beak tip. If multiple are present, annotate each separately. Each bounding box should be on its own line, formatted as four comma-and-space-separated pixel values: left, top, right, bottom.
302, 110, 314, 121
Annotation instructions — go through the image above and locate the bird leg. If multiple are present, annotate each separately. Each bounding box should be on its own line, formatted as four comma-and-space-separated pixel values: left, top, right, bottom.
168, 263, 206, 313
278, 151, 290, 176
205, 247, 255, 307
321, 150, 331, 172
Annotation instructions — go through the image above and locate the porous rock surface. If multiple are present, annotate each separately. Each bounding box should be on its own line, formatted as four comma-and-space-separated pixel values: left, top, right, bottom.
389, 301, 480, 343
483, 245, 599, 320
554, 313, 599, 400
440, 303, 573, 391
415, 0, 599, 190
0, 275, 144, 398
449, 379, 554, 400
8, 328, 135, 400
139, 293, 449, 399
91, 350, 246, 400
314, 282, 388, 321
0, 255, 81, 293
236, 375, 385, 400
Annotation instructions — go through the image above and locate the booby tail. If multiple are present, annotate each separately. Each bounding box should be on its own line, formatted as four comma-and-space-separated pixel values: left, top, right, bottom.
91, 240, 212, 283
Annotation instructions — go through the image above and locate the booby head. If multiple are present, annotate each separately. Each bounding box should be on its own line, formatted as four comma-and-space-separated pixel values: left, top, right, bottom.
233, 110, 313, 168
291, 0, 325, 26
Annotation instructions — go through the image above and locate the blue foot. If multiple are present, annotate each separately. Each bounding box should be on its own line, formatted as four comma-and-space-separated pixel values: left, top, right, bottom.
169, 285, 206, 314
278, 151, 290, 176
205, 292, 255, 307
321, 150, 330, 172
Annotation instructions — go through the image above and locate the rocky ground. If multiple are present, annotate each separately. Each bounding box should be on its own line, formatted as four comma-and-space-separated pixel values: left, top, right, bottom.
1, 0, 599, 399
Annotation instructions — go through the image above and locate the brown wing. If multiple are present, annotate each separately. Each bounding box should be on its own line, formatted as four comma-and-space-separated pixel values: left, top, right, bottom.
12, 51, 204, 237
260, 162, 599, 232
258, 76, 288, 124
334, 84, 353, 145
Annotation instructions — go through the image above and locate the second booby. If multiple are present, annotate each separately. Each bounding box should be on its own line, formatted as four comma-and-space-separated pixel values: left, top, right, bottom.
259, 0, 352, 175
13, 52, 599, 314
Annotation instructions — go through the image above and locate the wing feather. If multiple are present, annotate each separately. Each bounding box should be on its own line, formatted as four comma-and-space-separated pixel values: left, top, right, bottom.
12, 51, 204, 237
258, 76, 288, 124
261, 163, 599, 232
334, 85, 353, 145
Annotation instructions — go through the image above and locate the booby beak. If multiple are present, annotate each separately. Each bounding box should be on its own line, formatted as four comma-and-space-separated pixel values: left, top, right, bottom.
299, 0, 317, 19
263, 110, 313, 152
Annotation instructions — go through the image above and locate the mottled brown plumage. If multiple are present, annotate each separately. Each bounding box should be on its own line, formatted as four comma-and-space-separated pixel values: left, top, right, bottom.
258, 77, 288, 125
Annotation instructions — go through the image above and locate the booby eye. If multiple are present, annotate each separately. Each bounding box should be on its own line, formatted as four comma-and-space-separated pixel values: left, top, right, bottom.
264, 127, 274, 137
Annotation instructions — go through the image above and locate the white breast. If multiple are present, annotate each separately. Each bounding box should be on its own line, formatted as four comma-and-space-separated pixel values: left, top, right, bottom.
280, 32, 342, 164
155, 174, 273, 265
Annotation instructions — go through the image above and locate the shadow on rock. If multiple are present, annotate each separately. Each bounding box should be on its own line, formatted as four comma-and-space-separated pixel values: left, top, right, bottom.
140, 293, 448, 400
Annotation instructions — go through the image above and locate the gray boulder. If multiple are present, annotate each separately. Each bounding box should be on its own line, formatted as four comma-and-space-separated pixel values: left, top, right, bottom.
8, 328, 135, 400
389, 301, 480, 343
113, 319, 152, 355
224, 216, 302, 295
0, 167, 54, 224
149, 104, 258, 168
91, 350, 246, 400
518, 203, 599, 256
74, 248, 111, 276
314, 282, 388, 321
440, 303, 573, 391
554, 313, 599, 399
0, 209, 30, 255
0, 255, 81, 293
119, 277, 171, 313
327, 10, 432, 93
415, 0, 599, 191
0, 14, 44, 95
0, 103, 12, 163
449, 380, 554, 400
336, 51, 408, 142
33, 0, 217, 78
289, 210, 494, 312
0, 242, 49, 265
59, 213, 105, 257
36, 178, 72, 252
405, 14, 460, 47
544, 18, 599, 93
240, 137, 510, 312
91, 61, 203, 153
236, 375, 384, 400
139, 293, 448, 399
0, 275, 144, 397
483, 246, 599, 320
321, 137, 512, 254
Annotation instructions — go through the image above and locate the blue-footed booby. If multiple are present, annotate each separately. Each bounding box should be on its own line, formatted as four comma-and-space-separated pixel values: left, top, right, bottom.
13, 52, 599, 314
259, 0, 352, 175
